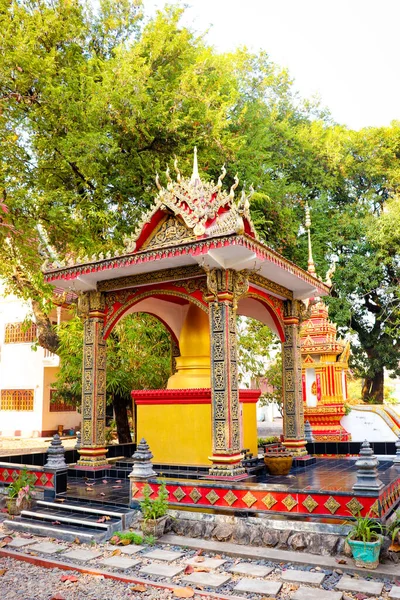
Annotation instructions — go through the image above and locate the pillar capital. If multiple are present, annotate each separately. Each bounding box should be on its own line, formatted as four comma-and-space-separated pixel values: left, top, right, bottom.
204, 268, 249, 307
283, 299, 308, 325
77, 290, 106, 319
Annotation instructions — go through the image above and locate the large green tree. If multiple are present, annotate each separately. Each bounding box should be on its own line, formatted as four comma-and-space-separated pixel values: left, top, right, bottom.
1, 0, 399, 413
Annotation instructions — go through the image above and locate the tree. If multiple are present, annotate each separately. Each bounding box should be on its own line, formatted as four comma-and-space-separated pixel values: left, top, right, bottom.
53, 311, 170, 443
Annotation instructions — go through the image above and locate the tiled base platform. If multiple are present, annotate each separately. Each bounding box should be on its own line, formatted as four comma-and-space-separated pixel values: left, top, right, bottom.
62, 458, 400, 521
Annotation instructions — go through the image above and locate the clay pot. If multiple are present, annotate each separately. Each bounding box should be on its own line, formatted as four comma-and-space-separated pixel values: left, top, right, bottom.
141, 515, 168, 538
7, 497, 32, 516
264, 455, 293, 476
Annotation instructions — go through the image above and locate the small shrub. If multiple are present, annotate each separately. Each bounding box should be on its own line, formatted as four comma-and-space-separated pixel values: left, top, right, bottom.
140, 482, 169, 522
348, 513, 382, 543
114, 531, 143, 545
144, 534, 156, 546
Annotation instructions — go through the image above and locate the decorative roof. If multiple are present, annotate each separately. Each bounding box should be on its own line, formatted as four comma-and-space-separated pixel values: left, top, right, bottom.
124, 148, 257, 253
42, 150, 331, 300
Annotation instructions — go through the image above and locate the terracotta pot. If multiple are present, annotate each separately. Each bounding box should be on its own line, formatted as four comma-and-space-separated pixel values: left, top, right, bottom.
141, 514, 168, 538
264, 455, 293, 476
7, 496, 32, 516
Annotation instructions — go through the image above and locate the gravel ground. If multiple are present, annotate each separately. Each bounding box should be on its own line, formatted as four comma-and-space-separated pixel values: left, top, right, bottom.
0, 556, 187, 600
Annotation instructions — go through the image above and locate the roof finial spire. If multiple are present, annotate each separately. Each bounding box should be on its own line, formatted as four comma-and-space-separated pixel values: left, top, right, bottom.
190, 146, 201, 185
305, 201, 316, 275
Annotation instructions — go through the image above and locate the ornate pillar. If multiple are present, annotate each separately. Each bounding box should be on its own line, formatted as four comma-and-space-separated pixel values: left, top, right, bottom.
282, 300, 307, 455
77, 291, 108, 467
205, 269, 248, 478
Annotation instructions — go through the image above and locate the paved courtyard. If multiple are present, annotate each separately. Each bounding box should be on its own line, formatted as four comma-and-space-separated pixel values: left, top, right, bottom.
0, 437, 77, 457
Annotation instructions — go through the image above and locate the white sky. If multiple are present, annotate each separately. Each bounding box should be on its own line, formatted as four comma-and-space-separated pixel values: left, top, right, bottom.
144, 0, 400, 130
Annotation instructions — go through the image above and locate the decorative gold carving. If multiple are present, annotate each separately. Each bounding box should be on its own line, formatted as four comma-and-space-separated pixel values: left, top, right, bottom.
131, 484, 140, 498
242, 491, 257, 508
282, 494, 298, 511
224, 491, 239, 506
206, 490, 220, 505
189, 488, 202, 504
302, 495, 319, 513
98, 265, 205, 292
142, 214, 197, 250
346, 497, 364, 516
324, 496, 341, 514
261, 493, 278, 509
370, 500, 380, 516
249, 272, 292, 300
173, 487, 186, 502
205, 268, 249, 307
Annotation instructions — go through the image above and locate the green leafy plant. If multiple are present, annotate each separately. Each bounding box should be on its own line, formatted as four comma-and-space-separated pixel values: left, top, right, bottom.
348, 513, 382, 543
114, 531, 143, 545
385, 509, 400, 543
7, 469, 35, 504
258, 436, 279, 446
140, 483, 169, 522
144, 534, 156, 546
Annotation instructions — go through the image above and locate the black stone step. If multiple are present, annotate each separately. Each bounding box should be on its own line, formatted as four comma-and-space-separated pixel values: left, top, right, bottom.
38, 500, 134, 529
3, 517, 106, 543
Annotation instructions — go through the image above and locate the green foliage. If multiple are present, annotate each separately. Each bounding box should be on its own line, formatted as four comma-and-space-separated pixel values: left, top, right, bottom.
257, 436, 279, 446
52, 311, 170, 413
258, 353, 283, 415
348, 513, 382, 543
0, 0, 398, 402
143, 534, 156, 546
140, 482, 169, 522
7, 468, 35, 499
114, 530, 143, 545
237, 317, 278, 387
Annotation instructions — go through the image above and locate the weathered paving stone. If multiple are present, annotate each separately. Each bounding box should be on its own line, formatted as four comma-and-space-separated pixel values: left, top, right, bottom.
140, 563, 185, 578
144, 549, 184, 561
185, 556, 226, 569
282, 569, 325, 585
7, 538, 36, 548
183, 572, 231, 589
29, 542, 67, 554
105, 544, 144, 555
100, 556, 140, 570
336, 575, 383, 596
292, 588, 343, 600
63, 549, 103, 562
233, 578, 282, 596
229, 562, 273, 577
389, 585, 400, 599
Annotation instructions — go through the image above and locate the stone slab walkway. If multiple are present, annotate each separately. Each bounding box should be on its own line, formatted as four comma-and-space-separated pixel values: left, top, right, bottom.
0, 524, 397, 600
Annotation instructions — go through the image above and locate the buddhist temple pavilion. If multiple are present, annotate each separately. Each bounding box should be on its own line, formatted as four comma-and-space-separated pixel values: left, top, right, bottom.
43, 150, 330, 478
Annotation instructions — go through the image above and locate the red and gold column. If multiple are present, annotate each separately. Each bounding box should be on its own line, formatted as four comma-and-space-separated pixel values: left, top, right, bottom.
77, 291, 108, 467
282, 300, 307, 455
205, 269, 248, 478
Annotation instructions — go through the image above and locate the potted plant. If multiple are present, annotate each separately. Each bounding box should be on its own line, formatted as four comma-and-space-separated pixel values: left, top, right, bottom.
347, 513, 382, 569
7, 469, 36, 516
139, 482, 169, 538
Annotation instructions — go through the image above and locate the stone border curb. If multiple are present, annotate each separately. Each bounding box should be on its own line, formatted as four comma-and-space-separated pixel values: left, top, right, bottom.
0, 549, 241, 600
160, 534, 400, 581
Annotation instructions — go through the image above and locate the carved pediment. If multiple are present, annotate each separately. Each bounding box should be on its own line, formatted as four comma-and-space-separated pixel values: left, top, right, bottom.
141, 214, 196, 250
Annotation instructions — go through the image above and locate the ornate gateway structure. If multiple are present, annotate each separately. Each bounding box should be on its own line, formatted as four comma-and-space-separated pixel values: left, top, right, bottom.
43, 150, 329, 478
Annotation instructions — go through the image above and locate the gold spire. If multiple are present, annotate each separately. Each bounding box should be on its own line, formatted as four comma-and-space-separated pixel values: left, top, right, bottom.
190, 146, 201, 185
305, 202, 316, 275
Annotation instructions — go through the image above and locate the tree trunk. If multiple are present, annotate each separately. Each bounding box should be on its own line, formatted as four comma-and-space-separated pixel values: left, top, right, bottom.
362, 369, 384, 403
112, 394, 132, 444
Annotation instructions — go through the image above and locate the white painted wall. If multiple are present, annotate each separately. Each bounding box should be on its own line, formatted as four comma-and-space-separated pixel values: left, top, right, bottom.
0, 289, 79, 437
341, 409, 398, 442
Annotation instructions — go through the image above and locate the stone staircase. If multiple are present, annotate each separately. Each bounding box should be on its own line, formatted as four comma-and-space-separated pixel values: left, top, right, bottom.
3, 499, 137, 542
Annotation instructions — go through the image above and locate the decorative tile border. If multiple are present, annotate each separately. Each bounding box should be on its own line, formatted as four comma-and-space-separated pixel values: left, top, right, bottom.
0, 465, 55, 489
130, 477, 400, 520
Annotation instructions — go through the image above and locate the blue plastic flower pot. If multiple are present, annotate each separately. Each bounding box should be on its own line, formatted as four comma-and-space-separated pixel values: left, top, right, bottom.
347, 536, 381, 569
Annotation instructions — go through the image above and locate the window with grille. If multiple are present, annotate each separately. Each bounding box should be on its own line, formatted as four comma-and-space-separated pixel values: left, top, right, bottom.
0, 390, 34, 411
49, 389, 75, 412
4, 322, 37, 344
